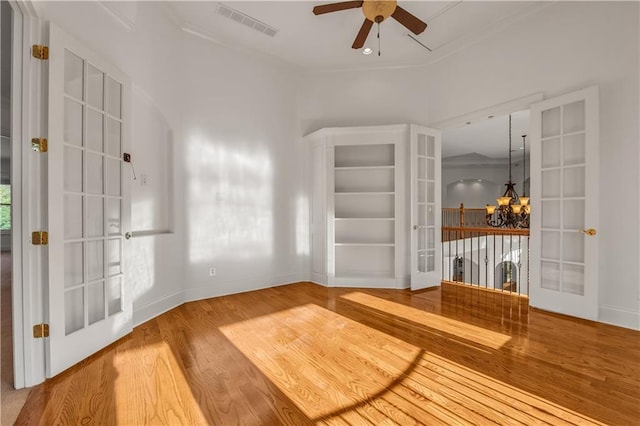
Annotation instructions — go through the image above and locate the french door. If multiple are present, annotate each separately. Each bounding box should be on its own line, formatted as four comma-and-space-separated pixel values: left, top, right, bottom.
530, 86, 599, 320
47, 24, 132, 376
410, 125, 442, 290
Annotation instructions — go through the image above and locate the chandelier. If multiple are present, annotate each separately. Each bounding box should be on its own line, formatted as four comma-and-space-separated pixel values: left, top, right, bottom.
485, 114, 530, 228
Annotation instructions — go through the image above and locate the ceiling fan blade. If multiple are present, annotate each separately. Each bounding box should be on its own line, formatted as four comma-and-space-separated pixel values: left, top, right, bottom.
313, 1, 363, 15
391, 5, 427, 35
352, 18, 373, 49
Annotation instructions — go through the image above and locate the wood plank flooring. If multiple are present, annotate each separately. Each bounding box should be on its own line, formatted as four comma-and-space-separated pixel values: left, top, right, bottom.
14, 282, 640, 425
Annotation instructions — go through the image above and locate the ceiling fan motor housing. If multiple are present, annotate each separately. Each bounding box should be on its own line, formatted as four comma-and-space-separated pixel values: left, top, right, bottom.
362, 0, 397, 23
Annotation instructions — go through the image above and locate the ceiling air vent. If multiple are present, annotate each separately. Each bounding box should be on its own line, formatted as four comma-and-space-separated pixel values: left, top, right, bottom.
216, 3, 279, 38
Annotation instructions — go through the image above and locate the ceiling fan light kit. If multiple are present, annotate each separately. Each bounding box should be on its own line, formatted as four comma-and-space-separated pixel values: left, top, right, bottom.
313, 0, 427, 53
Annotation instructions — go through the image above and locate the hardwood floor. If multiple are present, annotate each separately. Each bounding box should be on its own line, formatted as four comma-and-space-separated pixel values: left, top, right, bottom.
15, 282, 640, 425
1, 251, 31, 426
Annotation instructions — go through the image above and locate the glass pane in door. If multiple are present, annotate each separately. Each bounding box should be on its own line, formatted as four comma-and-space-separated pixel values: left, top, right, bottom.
87, 153, 104, 194
65, 288, 84, 335
87, 197, 104, 238
64, 195, 83, 239
64, 147, 83, 192
86, 108, 104, 152
87, 64, 104, 110
418, 252, 425, 273
106, 77, 122, 118
87, 241, 104, 282
415, 133, 437, 273
106, 159, 121, 196
106, 118, 121, 157
107, 198, 121, 235
563, 101, 585, 133
64, 99, 83, 146
108, 276, 122, 316
62, 49, 125, 337
88, 281, 106, 325
538, 99, 588, 297
64, 243, 84, 287
64, 50, 84, 100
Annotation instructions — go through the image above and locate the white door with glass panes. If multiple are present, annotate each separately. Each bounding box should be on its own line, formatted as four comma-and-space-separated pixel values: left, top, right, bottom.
530, 86, 599, 321
47, 24, 132, 377
410, 126, 441, 290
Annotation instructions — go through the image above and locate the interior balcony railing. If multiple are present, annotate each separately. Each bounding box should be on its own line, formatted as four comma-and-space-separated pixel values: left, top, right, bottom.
441, 204, 530, 297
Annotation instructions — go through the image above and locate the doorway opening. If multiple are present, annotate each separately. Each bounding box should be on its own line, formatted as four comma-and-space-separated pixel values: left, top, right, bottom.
439, 106, 531, 297
1, 2, 31, 424
495, 261, 518, 293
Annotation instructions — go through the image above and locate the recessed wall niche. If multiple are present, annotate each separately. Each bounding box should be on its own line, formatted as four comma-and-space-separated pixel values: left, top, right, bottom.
131, 87, 173, 235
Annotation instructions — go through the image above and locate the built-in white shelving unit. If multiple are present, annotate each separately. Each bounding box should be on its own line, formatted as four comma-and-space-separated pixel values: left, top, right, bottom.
306, 125, 411, 288
306, 124, 441, 290
333, 143, 397, 282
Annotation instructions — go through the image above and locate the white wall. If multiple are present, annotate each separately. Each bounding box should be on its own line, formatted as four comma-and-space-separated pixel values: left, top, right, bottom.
177, 24, 306, 301
34, 1, 306, 324
444, 178, 500, 209
300, 1, 640, 329
1, 1, 11, 252
30, 1, 640, 330
443, 160, 530, 208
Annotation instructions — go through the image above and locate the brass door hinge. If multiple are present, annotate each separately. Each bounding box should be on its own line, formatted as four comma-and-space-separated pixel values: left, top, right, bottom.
32, 45, 49, 60
31, 138, 48, 152
32, 231, 48, 245
33, 323, 49, 338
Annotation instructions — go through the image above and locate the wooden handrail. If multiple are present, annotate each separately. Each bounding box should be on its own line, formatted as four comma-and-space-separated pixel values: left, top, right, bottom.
442, 226, 530, 236
442, 208, 486, 212
442, 204, 490, 229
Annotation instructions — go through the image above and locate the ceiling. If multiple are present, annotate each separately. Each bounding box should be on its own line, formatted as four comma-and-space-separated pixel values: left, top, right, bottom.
163, 2, 539, 161
164, 1, 546, 72
442, 109, 530, 162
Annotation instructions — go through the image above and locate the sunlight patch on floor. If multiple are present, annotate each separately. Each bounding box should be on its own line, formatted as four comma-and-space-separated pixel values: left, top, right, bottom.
399, 351, 606, 425
114, 341, 207, 425
219, 303, 422, 419
341, 292, 512, 349
219, 299, 605, 425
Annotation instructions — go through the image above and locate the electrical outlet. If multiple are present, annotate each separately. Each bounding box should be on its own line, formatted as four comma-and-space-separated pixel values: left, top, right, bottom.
141, 174, 148, 186
209, 268, 216, 276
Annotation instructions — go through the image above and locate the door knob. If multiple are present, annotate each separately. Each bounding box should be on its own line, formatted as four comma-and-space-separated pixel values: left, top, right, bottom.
579, 228, 597, 236
125, 232, 132, 240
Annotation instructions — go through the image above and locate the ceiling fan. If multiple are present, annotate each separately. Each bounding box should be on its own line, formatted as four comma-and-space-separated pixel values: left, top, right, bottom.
313, 0, 427, 50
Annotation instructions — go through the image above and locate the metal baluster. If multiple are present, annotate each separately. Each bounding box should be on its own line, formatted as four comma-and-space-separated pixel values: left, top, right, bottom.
518, 235, 522, 296
501, 234, 505, 293
484, 231, 489, 289
492, 233, 496, 291
527, 236, 530, 297
470, 230, 473, 286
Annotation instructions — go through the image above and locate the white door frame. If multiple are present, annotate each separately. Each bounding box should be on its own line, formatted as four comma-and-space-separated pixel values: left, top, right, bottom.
9, 0, 47, 388
429, 93, 544, 130
427, 93, 544, 291
409, 125, 442, 290
529, 86, 599, 320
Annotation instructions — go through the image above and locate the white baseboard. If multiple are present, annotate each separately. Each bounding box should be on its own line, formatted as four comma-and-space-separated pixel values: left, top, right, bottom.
133, 291, 185, 328
328, 276, 400, 288
396, 276, 410, 289
183, 273, 303, 303
599, 304, 640, 330
310, 272, 327, 286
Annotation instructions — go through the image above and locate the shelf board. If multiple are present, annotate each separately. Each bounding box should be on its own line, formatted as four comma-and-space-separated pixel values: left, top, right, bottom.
334, 165, 395, 171
335, 192, 394, 196
335, 243, 395, 247
334, 217, 395, 221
